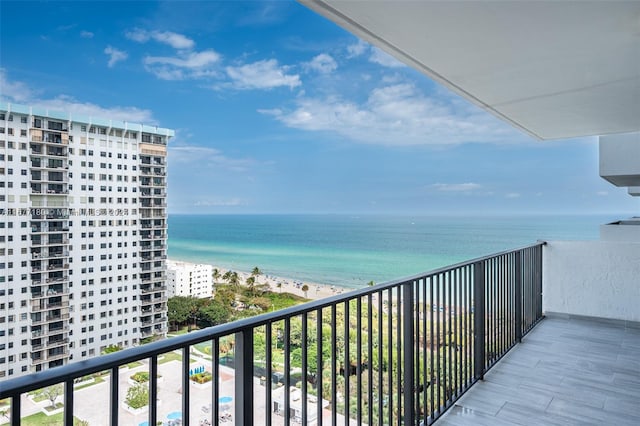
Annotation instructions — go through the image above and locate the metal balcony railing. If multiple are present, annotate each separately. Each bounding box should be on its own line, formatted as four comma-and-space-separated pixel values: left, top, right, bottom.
0, 243, 543, 426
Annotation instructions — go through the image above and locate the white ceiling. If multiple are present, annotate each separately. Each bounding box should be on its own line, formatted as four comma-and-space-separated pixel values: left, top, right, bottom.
300, 0, 640, 140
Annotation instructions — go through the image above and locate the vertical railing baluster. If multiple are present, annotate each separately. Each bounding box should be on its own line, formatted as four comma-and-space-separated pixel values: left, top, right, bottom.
447, 270, 452, 406
367, 294, 373, 426
235, 329, 254, 426
515, 250, 523, 343
110, 366, 118, 426
64, 379, 73, 426
387, 288, 393, 426
284, 319, 291, 426
344, 300, 350, 426
182, 346, 190, 426
442, 273, 447, 408
414, 279, 420, 422
317, 309, 323, 426
265, 325, 272, 426
302, 313, 308, 425
537, 245, 543, 320
402, 281, 415, 426
150, 355, 158, 426
429, 275, 434, 419
356, 297, 362, 425
377, 291, 384, 426
435, 273, 441, 415
396, 285, 402, 426
454, 268, 459, 398
473, 261, 485, 380
213, 337, 219, 426
331, 304, 337, 426
422, 277, 428, 422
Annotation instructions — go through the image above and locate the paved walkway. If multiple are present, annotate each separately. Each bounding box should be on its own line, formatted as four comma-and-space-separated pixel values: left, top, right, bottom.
437, 315, 640, 425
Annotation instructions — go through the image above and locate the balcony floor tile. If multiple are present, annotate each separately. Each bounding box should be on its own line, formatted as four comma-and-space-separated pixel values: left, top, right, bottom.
437, 316, 640, 425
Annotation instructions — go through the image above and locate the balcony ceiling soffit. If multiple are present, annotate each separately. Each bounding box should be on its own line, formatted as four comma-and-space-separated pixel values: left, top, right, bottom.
301, 0, 640, 140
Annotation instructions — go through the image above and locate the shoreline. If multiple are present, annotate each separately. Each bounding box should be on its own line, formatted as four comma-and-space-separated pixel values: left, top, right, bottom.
168, 258, 352, 301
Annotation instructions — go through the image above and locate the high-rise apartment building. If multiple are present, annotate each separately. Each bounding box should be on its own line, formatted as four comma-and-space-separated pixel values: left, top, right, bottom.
0, 103, 173, 379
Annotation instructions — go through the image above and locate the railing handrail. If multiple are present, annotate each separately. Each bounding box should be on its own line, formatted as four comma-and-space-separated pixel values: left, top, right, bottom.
0, 241, 545, 401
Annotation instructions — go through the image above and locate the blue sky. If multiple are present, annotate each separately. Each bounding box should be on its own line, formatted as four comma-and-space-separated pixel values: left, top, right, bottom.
1, 0, 636, 216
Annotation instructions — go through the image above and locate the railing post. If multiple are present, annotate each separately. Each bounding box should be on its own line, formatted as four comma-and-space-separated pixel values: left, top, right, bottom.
64, 378, 74, 426
10, 395, 20, 426
109, 366, 119, 425
515, 251, 523, 343
235, 329, 254, 426
473, 261, 486, 381
402, 281, 415, 425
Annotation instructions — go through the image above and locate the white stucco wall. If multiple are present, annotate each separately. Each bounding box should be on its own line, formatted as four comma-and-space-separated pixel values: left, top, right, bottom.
543, 240, 640, 322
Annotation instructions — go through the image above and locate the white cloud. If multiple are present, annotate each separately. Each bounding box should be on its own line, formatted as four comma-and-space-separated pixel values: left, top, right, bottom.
432, 183, 482, 192
347, 39, 368, 58
262, 83, 519, 145
80, 30, 94, 39
596, 191, 608, 196
125, 28, 195, 50
226, 59, 301, 90
151, 31, 194, 50
506, 192, 521, 198
0, 68, 34, 103
145, 50, 220, 68
125, 28, 149, 43
0, 70, 156, 124
168, 145, 254, 172
304, 54, 337, 74
369, 47, 405, 68
104, 46, 128, 68
143, 50, 221, 80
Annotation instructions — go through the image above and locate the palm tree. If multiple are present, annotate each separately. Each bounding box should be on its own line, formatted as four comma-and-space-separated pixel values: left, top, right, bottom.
212, 268, 221, 284
251, 266, 262, 278
245, 276, 256, 296
276, 282, 282, 293
301, 284, 309, 298
228, 271, 240, 290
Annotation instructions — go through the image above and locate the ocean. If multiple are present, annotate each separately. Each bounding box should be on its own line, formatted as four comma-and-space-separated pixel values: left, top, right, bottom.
167, 214, 615, 289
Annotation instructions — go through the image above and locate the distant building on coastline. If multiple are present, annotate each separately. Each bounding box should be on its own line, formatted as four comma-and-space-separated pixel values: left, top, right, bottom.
167, 260, 214, 298
0, 102, 172, 379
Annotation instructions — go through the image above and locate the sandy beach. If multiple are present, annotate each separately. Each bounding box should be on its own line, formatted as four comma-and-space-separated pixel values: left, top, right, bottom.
170, 259, 352, 301
233, 269, 350, 300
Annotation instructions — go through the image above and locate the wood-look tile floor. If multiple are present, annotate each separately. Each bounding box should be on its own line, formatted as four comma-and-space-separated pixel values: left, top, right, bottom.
436, 315, 640, 426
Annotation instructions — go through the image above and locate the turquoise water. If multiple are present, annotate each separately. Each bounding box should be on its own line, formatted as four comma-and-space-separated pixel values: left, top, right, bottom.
167, 214, 613, 288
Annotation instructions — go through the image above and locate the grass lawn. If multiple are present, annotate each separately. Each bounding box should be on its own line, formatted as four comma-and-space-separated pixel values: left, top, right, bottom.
265, 292, 309, 311
119, 361, 143, 370
15, 411, 86, 425
74, 375, 105, 391
194, 342, 212, 355
158, 351, 198, 365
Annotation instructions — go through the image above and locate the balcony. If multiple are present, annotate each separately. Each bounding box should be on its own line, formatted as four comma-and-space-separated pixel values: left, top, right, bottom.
2, 243, 552, 425
2, 239, 638, 426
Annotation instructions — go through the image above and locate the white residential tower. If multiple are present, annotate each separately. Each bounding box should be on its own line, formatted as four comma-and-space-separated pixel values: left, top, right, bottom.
0, 103, 173, 379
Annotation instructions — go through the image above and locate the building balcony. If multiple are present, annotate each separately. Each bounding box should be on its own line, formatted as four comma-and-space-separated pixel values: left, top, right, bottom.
31, 348, 69, 365
31, 299, 69, 312
30, 325, 69, 339
2, 242, 639, 426
30, 312, 70, 326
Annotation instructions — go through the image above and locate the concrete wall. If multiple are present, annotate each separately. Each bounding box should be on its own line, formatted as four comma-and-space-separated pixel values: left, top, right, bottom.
543, 240, 640, 322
